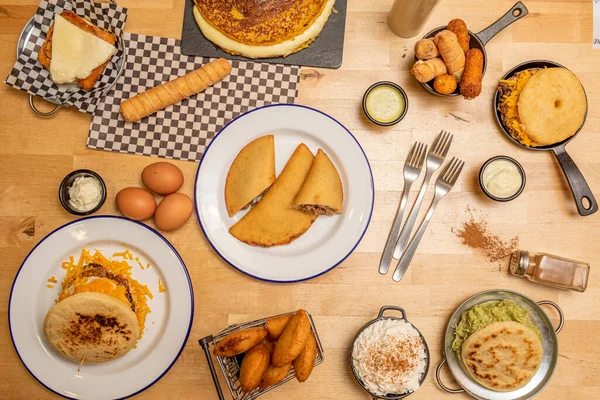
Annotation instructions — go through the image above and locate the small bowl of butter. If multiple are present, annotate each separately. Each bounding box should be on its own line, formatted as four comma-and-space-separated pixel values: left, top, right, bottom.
479, 156, 526, 202
59, 169, 107, 215
362, 81, 408, 126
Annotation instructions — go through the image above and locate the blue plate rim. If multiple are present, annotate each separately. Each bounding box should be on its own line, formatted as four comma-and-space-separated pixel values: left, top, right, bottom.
193, 103, 375, 283
7, 215, 195, 400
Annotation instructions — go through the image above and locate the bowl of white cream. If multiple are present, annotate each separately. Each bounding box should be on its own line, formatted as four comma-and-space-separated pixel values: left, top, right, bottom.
350, 306, 429, 399
59, 169, 106, 215
479, 156, 526, 202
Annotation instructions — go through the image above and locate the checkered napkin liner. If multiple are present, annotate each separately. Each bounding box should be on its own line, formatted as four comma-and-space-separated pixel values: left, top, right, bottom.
4, 0, 127, 114
88, 33, 301, 163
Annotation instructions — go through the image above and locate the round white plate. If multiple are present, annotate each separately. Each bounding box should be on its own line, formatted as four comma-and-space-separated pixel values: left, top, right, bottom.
9, 216, 194, 400
195, 104, 374, 282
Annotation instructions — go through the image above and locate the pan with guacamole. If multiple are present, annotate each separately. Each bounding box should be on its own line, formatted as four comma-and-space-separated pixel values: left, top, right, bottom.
452, 299, 543, 392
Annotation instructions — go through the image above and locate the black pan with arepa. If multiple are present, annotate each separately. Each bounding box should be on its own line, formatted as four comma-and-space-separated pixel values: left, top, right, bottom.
493, 60, 597, 216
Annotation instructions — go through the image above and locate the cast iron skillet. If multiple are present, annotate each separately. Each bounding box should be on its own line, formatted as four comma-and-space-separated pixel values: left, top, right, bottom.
493, 60, 598, 216
350, 306, 430, 400
416, 1, 528, 96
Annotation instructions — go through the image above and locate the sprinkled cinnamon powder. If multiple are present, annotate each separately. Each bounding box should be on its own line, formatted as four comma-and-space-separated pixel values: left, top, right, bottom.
452, 206, 519, 264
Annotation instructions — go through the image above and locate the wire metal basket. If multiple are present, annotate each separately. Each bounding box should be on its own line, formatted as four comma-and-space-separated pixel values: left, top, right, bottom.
199, 311, 325, 400
16, 0, 126, 117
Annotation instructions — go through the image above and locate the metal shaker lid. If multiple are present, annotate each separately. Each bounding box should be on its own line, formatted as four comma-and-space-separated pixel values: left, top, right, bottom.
509, 250, 528, 276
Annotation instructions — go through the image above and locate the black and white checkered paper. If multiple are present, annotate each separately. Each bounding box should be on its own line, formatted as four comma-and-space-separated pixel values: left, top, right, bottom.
88, 33, 300, 162
4, 0, 127, 114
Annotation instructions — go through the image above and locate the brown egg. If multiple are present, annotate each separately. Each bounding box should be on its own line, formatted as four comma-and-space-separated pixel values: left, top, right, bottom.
154, 193, 194, 231
142, 162, 184, 195
116, 187, 156, 221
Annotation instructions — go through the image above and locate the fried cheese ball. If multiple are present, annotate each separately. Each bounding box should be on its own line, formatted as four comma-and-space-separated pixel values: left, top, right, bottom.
433, 74, 457, 95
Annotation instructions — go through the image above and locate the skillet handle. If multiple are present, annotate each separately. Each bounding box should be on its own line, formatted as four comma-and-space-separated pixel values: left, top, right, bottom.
537, 300, 565, 335
552, 145, 598, 216
435, 358, 465, 394
377, 305, 407, 321
476, 1, 529, 46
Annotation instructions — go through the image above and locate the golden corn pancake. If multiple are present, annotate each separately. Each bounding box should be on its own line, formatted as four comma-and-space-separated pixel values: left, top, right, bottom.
193, 0, 336, 58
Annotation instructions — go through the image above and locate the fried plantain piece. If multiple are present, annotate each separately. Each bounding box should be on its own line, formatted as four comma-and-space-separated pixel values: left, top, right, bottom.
213, 327, 267, 357
239, 343, 270, 392
259, 362, 292, 388
272, 310, 311, 367
265, 314, 293, 341
293, 332, 317, 382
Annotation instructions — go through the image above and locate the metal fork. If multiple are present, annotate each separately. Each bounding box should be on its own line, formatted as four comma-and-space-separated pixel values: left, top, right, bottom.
393, 131, 453, 259
379, 142, 427, 275
392, 157, 465, 282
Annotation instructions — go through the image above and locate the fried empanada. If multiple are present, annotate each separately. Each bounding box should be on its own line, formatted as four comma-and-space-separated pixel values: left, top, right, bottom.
261, 339, 275, 354
272, 310, 311, 367
259, 362, 292, 388
213, 327, 268, 357
229, 144, 317, 247
265, 314, 293, 341
291, 149, 343, 216
293, 332, 317, 382
239, 343, 270, 392
225, 135, 275, 217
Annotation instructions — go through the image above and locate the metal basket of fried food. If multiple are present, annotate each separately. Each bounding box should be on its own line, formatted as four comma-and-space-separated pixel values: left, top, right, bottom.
199, 310, 324, 400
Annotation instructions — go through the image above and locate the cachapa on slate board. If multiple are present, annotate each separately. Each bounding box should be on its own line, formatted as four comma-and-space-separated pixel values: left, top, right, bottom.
180, 0, 347, 69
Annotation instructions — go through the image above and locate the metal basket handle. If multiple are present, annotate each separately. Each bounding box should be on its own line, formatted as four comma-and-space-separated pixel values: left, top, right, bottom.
435, 358, 465, 394
26, 0, 123, 117
199, 336, 226, 400
537, 300, 565, 334
28, 95, 63, 116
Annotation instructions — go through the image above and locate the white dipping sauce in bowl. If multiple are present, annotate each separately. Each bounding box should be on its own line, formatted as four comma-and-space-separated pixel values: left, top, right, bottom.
480, 158, 525, 200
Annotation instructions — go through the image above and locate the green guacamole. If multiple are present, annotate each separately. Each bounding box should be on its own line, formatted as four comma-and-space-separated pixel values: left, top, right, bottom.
452, 300, 542, 353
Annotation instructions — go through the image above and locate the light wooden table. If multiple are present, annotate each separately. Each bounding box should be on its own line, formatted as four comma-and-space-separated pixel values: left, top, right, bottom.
1, 1, 599, 399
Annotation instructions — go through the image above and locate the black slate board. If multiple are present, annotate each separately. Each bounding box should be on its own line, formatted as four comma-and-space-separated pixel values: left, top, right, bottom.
180, 0, 347, 69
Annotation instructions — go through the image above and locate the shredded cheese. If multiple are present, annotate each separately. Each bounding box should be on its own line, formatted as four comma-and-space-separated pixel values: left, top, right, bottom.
57, 249, 153, 339
47, 276, 58, 283
113, 249, 134, 260
158, 278, 166, 293
135, 257, 145, 270
499, 69, 539, 147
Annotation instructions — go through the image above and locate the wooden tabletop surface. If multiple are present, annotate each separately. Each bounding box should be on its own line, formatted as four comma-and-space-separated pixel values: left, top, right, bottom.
1, 0, 599, 399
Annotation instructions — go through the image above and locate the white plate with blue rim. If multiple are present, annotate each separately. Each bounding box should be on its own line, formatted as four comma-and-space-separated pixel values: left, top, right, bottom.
194, 104, 374, 282
8, 216, 194, 399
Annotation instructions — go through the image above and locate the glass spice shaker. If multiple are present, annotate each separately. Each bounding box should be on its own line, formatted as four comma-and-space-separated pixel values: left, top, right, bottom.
388, 0, 442, 38
509, 250, 590, 292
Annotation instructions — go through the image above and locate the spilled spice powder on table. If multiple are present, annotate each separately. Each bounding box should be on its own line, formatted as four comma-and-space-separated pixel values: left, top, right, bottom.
452, 206, 519, 267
